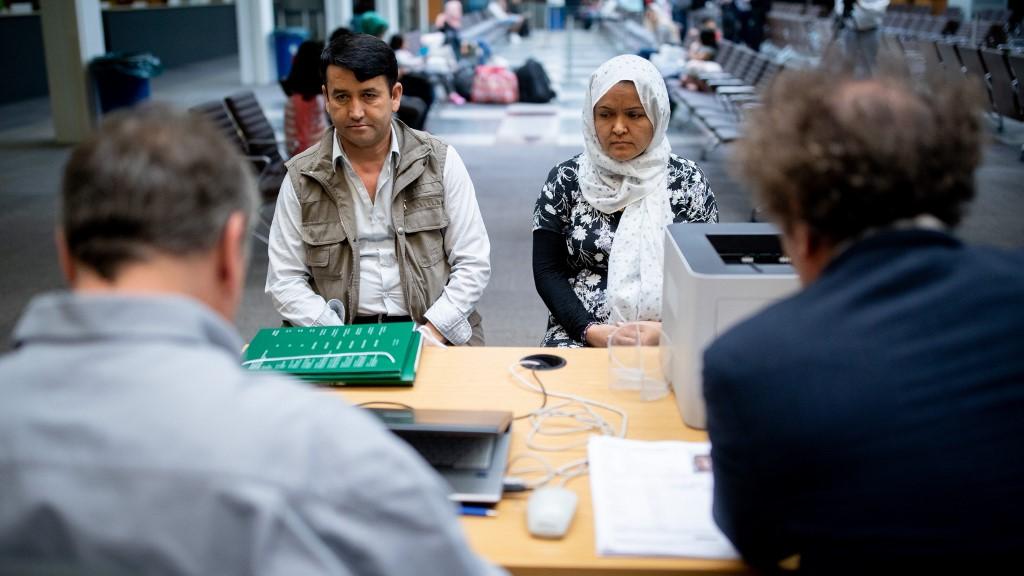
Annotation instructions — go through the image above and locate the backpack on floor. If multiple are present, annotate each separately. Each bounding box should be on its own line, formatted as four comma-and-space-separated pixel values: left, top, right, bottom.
471, 65, 519, 104
515, 58, 556, 103
453, 64, 476, 100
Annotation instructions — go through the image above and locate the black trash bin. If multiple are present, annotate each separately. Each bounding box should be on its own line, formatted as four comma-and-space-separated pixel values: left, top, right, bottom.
91, 52, 163, 113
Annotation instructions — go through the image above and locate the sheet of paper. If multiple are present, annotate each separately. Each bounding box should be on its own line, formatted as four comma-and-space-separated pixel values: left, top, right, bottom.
587, 436, 738, 559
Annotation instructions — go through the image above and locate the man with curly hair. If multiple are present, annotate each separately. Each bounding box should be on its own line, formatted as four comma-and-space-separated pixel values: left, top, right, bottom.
702, 68, 1024, 573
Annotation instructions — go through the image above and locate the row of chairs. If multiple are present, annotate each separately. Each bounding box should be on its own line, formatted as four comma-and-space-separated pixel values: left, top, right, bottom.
599, 14, 657, 55
190, 91, 286, 243
888, 4, 939, 15
882, 12, 960, 36
893, 36, 1024, 159
771, 2, 828, 18
766, 11, 835, 57
461, 9, 518, 46
669, 40, 784, 160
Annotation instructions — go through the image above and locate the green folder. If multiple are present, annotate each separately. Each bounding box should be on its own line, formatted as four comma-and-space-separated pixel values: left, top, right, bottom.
242, 322, 423, 386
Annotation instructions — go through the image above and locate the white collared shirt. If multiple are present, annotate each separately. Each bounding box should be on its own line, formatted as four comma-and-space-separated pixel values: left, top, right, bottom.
337, 126, 406, 318
266, 126, 490, 345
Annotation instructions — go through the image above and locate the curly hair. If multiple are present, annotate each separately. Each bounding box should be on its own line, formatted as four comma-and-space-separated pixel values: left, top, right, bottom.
733, 67, 984, 245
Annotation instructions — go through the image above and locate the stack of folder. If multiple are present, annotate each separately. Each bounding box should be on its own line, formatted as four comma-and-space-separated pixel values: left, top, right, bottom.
242, 322, 423, 386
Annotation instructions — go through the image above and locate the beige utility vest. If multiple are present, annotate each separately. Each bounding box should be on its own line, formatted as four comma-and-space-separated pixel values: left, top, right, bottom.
285, 121, 483, 344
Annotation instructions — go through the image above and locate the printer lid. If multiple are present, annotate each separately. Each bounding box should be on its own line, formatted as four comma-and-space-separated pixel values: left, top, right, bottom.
667, 222, 796, 276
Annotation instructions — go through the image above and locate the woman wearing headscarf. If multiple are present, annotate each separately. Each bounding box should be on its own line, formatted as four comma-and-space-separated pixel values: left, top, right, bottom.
532, 55, 718, 348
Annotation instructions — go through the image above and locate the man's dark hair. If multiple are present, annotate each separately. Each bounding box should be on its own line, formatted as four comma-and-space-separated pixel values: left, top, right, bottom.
389, 33, 404, 51
320, 32, 399, 88
61, 104, 256, 280
734, 67, 984, 245
328, 26, 352, 44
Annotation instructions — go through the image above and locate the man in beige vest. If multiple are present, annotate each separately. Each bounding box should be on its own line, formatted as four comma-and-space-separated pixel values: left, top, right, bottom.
267, 32, 490, 345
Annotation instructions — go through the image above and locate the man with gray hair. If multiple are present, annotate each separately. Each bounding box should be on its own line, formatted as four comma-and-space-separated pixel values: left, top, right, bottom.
0, 106, 501, 576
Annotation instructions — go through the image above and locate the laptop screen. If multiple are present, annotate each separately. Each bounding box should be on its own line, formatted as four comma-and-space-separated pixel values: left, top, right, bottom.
367, 407, 512, 435
365, 407, 514, 504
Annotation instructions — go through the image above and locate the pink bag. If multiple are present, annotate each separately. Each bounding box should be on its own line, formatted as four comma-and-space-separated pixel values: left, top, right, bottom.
471, 65, 519, 104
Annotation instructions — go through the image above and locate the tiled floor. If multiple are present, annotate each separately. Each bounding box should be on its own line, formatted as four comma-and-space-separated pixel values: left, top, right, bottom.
1, 26, 1022, 348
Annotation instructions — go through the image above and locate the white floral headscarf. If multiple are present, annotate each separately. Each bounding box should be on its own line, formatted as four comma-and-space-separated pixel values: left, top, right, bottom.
579, 55, 673, 323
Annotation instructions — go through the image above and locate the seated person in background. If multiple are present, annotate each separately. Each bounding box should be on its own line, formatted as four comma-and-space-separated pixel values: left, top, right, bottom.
281, 39, 328, 157
349, 0, 378, 34
509, 0, 531, 36
645, 1, 682, 46
390, 33, 437, 130
533, 55, 717, 348
436, 0, 464, 60
681, 46, 722, 91
487, 0, 527, 41
704, 68, 1024, 573
576, 0, 603, 30
683, 18, 720, 54
691, 25, 719, 56
391, 32, 425, 74
0, 106, 501, 576
267, 33, 490, 345
357, 10, 390, 39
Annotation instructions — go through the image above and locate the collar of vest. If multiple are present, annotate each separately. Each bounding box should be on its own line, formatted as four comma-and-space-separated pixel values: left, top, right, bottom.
298, 119, 435, 189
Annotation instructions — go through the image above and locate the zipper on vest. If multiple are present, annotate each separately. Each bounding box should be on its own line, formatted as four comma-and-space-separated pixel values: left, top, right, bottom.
303, 170, 358, 323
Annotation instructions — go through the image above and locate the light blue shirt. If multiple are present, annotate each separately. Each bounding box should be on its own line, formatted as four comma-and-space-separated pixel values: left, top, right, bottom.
0, 292, 502, 576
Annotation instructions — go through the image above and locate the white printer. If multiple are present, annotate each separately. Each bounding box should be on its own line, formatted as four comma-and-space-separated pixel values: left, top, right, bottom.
660, 223, 800, 429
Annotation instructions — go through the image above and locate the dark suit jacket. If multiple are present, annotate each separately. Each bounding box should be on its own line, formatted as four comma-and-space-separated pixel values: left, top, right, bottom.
702, 229, 1024, 574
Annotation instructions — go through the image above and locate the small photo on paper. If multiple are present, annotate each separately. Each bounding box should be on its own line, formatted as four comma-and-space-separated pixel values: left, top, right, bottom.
693, 454, 712, 473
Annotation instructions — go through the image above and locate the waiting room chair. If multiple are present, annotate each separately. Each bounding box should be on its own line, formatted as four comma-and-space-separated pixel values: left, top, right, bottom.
224, 91, 287, 194
189, 99, 280, 244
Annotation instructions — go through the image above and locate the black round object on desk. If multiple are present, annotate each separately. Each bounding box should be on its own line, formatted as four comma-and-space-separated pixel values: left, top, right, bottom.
519, 353, 566, 371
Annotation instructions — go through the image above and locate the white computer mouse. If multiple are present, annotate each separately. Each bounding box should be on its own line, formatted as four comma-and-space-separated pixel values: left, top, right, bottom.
526, 487, 578, 539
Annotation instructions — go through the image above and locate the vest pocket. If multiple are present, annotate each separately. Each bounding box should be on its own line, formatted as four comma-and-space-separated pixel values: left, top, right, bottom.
405, 230, 445, 267
403, 196, 447, 267
301, 222, 347, 277
305, 244, 335, 271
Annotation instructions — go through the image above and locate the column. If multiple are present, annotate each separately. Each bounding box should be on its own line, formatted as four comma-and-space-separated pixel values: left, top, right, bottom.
418, 0, 430, 32
946, 0, 972, 18
39, 0, 105, 144
325, 0, 354, 37
377, 0, 400, 35
236, 0, 274, 85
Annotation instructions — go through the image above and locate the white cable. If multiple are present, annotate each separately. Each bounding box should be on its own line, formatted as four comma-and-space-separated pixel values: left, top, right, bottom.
504, 361, 629, 490
507, 361, 629, 443
554, 458, 590, 488
506, 453, 556, 489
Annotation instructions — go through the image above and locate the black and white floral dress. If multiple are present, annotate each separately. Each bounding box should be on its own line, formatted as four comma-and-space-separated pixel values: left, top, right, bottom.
532, 153, 718, 347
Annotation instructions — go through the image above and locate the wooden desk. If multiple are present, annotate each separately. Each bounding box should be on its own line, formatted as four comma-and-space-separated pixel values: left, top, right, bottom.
335, 346, 751, 576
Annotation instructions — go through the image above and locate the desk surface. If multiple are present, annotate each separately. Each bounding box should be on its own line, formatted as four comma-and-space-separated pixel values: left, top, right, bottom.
334, 346, 750, 576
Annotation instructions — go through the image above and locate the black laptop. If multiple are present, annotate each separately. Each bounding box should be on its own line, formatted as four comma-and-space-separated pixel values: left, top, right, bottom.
367, 407, 513, 504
